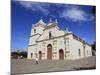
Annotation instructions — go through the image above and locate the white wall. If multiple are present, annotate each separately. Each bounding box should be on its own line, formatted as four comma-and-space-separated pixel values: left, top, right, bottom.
29, 35, 40, 45
37, 26, 65, 41
85, 45, 92, 57
31, 26, 44, 36
28, 45, 36, 59
28, 25, 45, 59
65, 34, 73, 60
29, 25, 45, 44
70, 36, 92, 60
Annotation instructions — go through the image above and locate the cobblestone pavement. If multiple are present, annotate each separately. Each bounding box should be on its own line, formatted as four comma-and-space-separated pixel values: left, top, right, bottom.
11, 56, 96, 74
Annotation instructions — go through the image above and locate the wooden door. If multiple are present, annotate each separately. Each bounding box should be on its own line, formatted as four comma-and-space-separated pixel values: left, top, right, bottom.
47, 48, 52, 59
59, 49, 64, 60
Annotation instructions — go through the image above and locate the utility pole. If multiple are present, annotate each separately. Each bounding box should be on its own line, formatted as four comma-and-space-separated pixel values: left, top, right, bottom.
64, 28, 66, 59
64, 27, 69, 59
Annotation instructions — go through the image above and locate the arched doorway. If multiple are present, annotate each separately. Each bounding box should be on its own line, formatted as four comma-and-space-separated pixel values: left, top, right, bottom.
59, 49, 64, 60
47, 44, 52, 60
39, 51, 42, 60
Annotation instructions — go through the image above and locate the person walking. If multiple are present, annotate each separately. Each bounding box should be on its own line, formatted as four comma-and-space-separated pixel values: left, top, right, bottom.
35, 57, 39, 64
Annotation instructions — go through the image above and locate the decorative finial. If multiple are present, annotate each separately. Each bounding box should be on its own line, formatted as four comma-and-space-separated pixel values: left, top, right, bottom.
36, 17, 46, 26
40, 16, 43, 19
49, 18, 52, 23
55, 18, 58, 23
66, 27, 68, 32
39, 17, 43, 23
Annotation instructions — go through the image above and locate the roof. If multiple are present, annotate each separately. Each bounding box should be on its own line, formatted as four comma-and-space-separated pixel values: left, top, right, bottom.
72, 34, 91, 46
44, 23, 57, 30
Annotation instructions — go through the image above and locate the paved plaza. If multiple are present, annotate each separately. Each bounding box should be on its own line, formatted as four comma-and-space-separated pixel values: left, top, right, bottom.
11, 56, 96, 74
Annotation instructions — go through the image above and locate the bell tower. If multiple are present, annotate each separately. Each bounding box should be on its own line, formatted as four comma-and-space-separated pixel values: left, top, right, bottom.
28, 19, 46, 59
31, 19, 46, 36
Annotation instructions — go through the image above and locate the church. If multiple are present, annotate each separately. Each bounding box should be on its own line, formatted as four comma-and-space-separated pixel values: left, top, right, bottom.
27, 18, 92, 60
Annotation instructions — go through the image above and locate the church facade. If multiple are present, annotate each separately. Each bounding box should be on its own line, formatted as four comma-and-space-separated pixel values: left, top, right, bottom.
27, 19, 92, 60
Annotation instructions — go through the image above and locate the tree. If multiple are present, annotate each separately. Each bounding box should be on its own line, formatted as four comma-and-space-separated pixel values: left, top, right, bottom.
91, 41, 96, 56
91, 41, 96, 51
11, 51, 27, 59
92, 6, 96, 16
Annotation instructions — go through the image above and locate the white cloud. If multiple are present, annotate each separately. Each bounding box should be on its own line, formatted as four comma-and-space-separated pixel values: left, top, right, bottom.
60, 7, 94, 22
16, 1, 94, 22
18, 1, 50, 15
18, 1, 33, 9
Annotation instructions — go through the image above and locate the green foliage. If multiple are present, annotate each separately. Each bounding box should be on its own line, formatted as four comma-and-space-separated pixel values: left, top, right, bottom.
91, 41, 96, 56
11, 51, 27, 58
91, 41, 96, 51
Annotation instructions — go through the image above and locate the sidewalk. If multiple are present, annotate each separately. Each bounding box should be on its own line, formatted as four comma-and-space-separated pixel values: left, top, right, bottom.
11, 56, 96, 74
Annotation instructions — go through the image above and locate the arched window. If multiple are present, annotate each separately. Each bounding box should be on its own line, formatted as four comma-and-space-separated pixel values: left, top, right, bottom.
39, 51, 42, 60
78, 49, 81, 56
49, 32, 52, 39
34, 29, 36, 33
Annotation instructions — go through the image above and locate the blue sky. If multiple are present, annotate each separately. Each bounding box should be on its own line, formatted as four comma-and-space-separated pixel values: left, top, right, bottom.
11, 1, 96, 51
